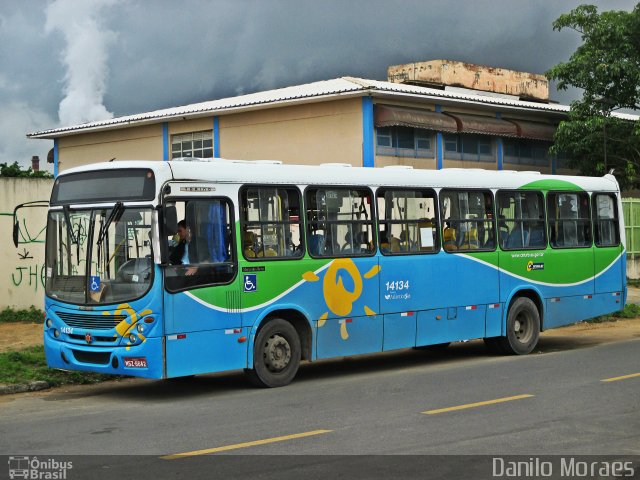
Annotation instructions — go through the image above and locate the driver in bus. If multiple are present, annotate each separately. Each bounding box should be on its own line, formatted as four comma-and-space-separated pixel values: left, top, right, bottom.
169, 220, 197, 275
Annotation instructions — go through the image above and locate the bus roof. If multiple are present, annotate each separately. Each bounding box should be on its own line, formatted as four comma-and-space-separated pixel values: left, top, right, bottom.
60, 159, 620, 193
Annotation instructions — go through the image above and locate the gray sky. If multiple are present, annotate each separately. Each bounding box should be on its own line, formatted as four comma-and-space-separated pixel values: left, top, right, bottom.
1, 0, 638, 171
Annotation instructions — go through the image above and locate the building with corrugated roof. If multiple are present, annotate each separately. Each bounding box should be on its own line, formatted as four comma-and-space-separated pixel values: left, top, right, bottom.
28, 60, 638, 176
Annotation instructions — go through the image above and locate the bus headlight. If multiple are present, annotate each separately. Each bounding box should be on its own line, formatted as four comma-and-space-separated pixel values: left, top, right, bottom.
46, 319, 53, 328
54, 329, 60, 338
129, 334, 137, 343
136, 324, 145, 334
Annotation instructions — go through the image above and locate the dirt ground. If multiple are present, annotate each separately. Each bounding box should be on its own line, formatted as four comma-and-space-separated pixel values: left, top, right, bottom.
0, 323, 43, 353
1, 317, 640, 354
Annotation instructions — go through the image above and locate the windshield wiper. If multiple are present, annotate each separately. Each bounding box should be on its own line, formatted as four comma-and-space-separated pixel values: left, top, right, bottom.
96, 202, 124, 246
62, 205, 78, 245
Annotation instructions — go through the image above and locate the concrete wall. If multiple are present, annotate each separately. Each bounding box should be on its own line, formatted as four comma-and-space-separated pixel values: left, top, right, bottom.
58, 124, 164, 172
219, 98, 363, 165
0, 178, 54, 309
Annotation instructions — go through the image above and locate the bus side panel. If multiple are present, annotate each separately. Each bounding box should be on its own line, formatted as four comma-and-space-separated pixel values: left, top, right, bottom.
545, 295, 598, 329
316, 315, 383, 359
383, 313, 417, 351
164, 290, 242, 334
416, 306, 486, 346
484, 303, 503, 337
594, 245, 625, 296
165, 328, 248, 377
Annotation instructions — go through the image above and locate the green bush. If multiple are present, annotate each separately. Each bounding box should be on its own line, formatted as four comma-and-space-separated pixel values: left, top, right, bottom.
0, 161, 53, 178
0, 307, 44, 324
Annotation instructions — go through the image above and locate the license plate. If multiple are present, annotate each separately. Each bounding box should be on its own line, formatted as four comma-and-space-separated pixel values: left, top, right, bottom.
123, 357, 148, 368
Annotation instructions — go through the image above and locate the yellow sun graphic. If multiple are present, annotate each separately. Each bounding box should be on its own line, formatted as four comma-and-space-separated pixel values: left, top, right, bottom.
302, 259, 381, 340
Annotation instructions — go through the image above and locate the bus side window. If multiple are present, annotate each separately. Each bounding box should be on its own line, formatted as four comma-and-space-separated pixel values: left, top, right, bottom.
240, 186, 303, 260
593, 193, 620, 247
306, 187, 375, 258
440, 189, 495, 253
547, 192, 592, 248
376, 188, 438, 255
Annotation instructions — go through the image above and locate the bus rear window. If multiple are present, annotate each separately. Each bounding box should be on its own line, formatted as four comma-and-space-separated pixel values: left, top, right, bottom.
51, 169, 156, 205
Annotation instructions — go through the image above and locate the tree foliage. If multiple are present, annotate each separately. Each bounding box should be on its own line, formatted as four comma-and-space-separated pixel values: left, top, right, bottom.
546, 4, 640, 189
0, 161, 53, 178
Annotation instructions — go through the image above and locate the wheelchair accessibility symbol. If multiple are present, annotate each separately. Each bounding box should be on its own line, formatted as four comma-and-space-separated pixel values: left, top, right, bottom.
244, 274, 257, 292
89, 276, 101, 292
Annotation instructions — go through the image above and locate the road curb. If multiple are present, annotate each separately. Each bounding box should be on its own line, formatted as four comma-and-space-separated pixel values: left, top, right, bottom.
0, 381, 50, 395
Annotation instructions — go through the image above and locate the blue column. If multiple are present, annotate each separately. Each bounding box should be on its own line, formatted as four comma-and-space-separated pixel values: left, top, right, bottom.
362, 97, 374, 168
495, 112, 503, 170
213, 116, 220, 158
162, 123, 169, 161
53, 139, 59, 177
435, 105, 443, 169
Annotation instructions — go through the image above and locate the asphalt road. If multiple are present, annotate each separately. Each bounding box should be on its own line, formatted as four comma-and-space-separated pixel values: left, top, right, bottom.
1, 336, 639, 479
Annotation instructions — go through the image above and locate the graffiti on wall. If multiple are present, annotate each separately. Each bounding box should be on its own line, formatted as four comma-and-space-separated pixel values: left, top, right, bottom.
0, 210, 47, 293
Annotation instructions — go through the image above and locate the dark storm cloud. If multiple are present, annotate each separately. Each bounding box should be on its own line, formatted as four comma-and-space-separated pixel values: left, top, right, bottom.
1, 0, 638, 168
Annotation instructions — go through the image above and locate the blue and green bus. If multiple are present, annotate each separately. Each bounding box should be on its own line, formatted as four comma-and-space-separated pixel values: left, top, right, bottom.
33, 159, 626, 387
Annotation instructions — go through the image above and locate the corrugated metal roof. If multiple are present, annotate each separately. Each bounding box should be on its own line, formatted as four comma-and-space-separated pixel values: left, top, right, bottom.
27, 76, 639, 138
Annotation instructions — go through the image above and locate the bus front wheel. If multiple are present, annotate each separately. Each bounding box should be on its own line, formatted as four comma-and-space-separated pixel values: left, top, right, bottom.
245, 318, 301, 388
498, 297, 540, 355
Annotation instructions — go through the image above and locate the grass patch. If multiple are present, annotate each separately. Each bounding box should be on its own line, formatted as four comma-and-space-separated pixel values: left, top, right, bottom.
0, 345, 119, 387
587, 303, 640, 324
0, 307, 44, 324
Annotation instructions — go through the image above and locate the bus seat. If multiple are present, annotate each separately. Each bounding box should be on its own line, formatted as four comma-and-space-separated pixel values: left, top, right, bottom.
355, 231, 370, 252
528, 225, 545, 247
462, 227, 479, 249
443, 226, 457, 252
257, 247, 278, 257
308, 234, 325, 256
506, 227, 529, 249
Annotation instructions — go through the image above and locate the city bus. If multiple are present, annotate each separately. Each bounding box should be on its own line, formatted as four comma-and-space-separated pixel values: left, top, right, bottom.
31, 159, 626, 387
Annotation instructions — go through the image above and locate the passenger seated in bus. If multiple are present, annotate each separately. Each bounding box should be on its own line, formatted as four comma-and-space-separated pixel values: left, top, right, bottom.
355, 231, 372, 253
243, 230, 257, 258
169, 220, 197, 275
342, 231, 354, 253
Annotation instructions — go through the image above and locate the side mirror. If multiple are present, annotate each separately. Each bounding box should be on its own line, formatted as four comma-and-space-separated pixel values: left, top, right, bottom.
12, 200, 49, 248
164, 205, 178, 235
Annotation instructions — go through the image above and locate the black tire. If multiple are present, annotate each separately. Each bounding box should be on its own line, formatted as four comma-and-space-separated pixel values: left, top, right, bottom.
498, 297, 540, 355
245, 319, 301, 388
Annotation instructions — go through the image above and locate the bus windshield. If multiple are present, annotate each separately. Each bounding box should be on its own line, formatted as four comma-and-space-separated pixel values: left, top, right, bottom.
45, 207, 154, 305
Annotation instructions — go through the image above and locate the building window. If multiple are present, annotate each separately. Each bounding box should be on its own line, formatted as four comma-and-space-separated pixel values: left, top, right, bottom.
171, 131, 213, 159
376, 127, 434, 158
443, 134, 494, 162
503, 140, 550, 166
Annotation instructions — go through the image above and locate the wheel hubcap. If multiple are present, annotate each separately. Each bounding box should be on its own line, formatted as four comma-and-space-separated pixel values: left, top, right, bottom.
263, 334, 291, 372
514, 312, 532, 344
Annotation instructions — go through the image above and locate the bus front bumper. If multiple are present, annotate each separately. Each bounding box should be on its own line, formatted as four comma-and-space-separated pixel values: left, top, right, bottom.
44, 335, 165, 379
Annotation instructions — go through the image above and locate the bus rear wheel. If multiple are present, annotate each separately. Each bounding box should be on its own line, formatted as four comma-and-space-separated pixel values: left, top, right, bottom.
245, 318, 301, 388
496, 297, 540, 355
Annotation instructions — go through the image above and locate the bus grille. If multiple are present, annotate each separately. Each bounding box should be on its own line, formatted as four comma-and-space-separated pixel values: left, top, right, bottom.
71, 350, 111, 365
57, 312, 126, 330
